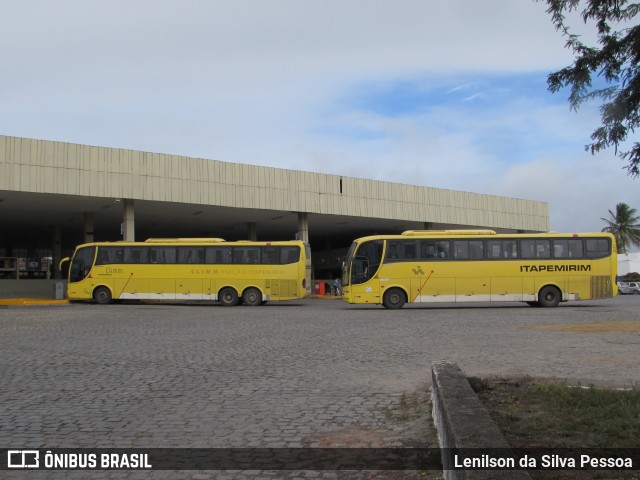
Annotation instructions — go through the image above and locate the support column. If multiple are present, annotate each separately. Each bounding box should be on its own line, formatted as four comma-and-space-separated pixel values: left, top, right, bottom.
247, 222, 257, 241
84, 212, 95, 243
53, 225, 61, 279
297, 212, 309, 244
122, 199, 135, 241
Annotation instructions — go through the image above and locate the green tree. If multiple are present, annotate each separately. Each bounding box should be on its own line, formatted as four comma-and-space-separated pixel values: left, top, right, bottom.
601, 202, 640, 252
539, 0, 640, 175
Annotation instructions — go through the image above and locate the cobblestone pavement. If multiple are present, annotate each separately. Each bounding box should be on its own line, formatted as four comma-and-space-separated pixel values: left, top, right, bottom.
2, 296, 640, 479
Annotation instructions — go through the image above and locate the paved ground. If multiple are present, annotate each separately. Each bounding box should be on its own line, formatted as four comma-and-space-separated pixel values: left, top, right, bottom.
1, 296, 640, 479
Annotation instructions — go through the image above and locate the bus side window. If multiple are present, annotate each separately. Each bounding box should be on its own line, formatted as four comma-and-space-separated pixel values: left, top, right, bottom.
386, 240, 418, 261
206, 247, 231, 264
586, 238, 610, 258
247, 248, 260, 264
178, 247, 205, 264
386, 241, 400, 261
231, 247, 261, 264
263, 247, 280, 264
96, 247, 123, 265
553, 240, 568, 258
521, 239, 551, 259
281, 247, 300, 264
124, 247, 148, 264
420, 241, 437, 259
568, 239, 583, 258
402, 240, 417, 260
149, 247, 177, 264
452, 240, 483, 260
504, 240, 517, 258
536, 240, 551, 259
469, 240, 483, 259
96, 249, 110, 265
488, 240, 502, 259
436, 241, 450, 259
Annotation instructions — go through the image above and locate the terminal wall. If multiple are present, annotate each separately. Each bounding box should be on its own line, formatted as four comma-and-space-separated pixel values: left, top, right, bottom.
0, 135, 549, 232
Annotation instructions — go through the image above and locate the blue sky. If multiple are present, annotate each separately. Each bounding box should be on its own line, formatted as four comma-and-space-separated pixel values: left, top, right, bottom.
1, 0, 639, 234
319, 73, 581, 160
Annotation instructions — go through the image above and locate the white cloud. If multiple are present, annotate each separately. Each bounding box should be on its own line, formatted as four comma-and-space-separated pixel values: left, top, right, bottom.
1, 0, 637, 235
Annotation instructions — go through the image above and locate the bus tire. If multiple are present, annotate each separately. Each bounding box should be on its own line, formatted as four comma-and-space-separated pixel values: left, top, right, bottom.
93, 286, 113, 305
538, 286, 561, 308
242, 287, 262, 306
219, 287, 239, 306
383, 288, 406, 309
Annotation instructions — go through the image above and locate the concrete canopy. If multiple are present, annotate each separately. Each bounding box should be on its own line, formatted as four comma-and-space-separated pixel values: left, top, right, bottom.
0, 190, 430, 249
0, 135, 549, 265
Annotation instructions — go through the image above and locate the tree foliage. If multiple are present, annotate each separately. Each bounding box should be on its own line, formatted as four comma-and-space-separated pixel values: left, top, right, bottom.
540, 0, 640, 175
601, 202, 640, 252
621, 271, 640, 281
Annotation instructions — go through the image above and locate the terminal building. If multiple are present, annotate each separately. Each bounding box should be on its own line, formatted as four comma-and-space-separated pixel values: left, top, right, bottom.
0, 135, 549, 294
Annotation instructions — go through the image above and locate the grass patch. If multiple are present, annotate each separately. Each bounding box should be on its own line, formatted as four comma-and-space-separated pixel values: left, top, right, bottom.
470, 377, 640, 479
470, 377, 640, 448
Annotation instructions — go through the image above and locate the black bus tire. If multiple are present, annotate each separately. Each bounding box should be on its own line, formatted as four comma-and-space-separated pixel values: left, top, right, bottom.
219, 287, 239, 306
383, 288, 406, 309
93, 286, 113, 305
538, 286, 561, 308
242, 287, 262, 306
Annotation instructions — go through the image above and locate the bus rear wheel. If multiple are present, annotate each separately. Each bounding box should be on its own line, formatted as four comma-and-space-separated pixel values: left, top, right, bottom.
93, 286, 113, 305
242, 287, 262, 306
538, 286, 561, 308
219, 287, 239, 306
383, 288, 406, 309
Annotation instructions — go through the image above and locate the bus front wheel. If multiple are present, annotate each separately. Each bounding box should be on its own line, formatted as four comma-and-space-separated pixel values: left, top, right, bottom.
94, 286, 113, 305
242, 287, 263, 306
538, 286, 561, 308
383, 288, 406, 309
219, 287, 239, 306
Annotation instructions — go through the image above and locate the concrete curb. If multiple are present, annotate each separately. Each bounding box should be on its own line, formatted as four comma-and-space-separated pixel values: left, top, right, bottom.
0, 298, 69, 307
431, 361, 531, 480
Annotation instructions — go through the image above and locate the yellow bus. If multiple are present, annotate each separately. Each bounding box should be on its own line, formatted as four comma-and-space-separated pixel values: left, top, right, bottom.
62, 238, 311, 306
341, 230, 617, 309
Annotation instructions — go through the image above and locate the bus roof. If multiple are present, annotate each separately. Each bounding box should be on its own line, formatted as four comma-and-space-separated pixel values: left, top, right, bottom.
144, 238, 226, 243
351, 230, 615, 243
72, 238, 306, 249
402, 230, 496, 236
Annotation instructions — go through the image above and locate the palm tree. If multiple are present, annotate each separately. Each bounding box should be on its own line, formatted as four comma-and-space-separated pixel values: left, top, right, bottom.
601, 203, 640, 253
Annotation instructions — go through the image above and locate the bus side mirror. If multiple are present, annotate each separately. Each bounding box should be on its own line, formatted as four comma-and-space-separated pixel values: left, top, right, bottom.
59, 257, 70, 279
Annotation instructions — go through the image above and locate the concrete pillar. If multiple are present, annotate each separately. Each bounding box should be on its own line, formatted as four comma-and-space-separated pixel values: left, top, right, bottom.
297, 212, 309, 244
247, 222, 257, 241
53, 225, 61, 279
84, 212, 95, 243
122, 199, 135, 241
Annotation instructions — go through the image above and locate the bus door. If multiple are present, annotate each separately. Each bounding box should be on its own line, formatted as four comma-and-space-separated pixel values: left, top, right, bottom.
349, 240, 383, 303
